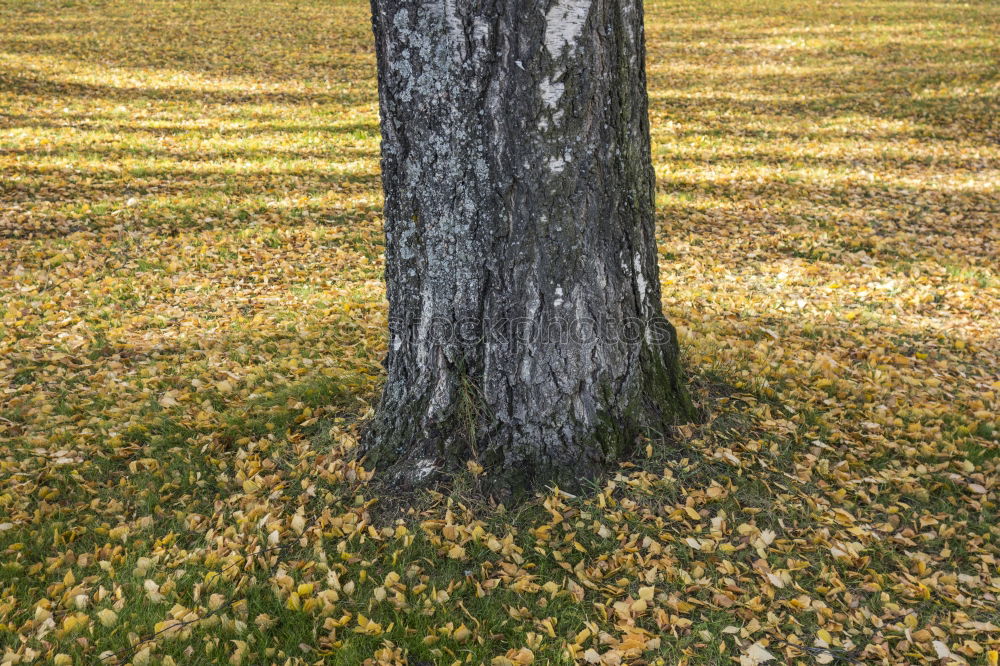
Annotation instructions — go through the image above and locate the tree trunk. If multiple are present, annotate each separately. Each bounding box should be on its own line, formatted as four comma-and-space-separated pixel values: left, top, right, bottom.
364, 0, 693, 499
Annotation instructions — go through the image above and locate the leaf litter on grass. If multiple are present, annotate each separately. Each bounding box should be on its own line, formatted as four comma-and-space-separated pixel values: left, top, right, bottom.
1, 0, 998, 663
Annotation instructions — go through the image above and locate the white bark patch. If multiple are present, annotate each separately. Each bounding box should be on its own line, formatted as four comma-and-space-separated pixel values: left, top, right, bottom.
621, 0, 636, 46
443, 0, 462, 42
547, 156, 566, 173
539, 75, 565, 109
429, 358, 451, 413
519, 284, 541, 383
413, 458, 437, 481
472, 15, 490, 43
634, 252, 648, 307
634, 253, 654, 344
416, 285, 434, 368
544, 0, 592, 59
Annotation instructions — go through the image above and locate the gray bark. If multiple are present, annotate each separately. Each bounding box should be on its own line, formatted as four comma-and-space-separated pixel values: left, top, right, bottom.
364, 0, 692, 499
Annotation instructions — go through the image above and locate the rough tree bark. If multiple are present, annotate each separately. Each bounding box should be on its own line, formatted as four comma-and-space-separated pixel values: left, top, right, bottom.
364, 0, 693, 498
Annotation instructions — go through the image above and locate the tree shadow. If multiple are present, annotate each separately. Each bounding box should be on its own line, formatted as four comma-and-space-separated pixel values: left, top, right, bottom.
0, 113, 379, 137
0, 70, 369, 107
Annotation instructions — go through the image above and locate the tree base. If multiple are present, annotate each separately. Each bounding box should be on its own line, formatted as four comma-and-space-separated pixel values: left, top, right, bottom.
361, 339, 695, 503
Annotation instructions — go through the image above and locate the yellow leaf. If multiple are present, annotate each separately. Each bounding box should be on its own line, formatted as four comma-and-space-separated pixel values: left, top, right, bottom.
933, 641, 953, 660
158, 392, 179, 408
742, 642, 775, 665
510, 647, 534, 664
143, 579, 164, 603
291, 511, 306, 535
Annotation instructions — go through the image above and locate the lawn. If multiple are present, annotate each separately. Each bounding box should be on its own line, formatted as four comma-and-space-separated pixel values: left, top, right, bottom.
1, 0, 998, 664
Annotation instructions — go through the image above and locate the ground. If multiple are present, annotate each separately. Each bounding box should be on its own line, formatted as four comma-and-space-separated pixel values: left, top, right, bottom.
0, 0, 998, 664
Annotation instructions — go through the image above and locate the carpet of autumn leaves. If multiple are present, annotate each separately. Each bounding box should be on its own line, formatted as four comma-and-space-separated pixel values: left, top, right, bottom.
1, 0, 999, 663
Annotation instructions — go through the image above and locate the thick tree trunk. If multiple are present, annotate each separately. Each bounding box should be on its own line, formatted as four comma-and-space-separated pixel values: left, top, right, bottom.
364, 0, 692, 499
